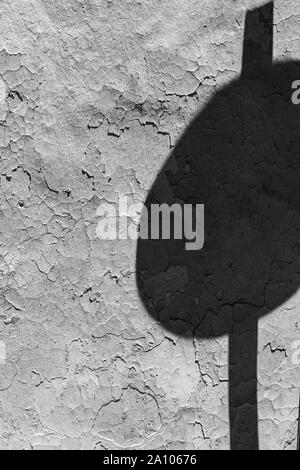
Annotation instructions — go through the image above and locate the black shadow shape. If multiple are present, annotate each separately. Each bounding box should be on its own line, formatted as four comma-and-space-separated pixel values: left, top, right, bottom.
136, 2, 300, 450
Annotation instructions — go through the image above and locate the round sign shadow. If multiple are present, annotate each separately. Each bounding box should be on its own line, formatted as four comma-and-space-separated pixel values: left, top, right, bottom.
136, 2, 300, 449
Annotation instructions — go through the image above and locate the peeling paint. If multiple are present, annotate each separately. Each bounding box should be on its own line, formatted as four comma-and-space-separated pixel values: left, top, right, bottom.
0, 0, 299, 451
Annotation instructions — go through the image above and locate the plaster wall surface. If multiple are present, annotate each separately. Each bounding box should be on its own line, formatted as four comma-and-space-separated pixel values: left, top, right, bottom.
0, 0, 299, 450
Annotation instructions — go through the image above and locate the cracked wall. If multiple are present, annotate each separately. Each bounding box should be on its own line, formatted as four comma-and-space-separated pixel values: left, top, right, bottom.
0, 0, 300, 450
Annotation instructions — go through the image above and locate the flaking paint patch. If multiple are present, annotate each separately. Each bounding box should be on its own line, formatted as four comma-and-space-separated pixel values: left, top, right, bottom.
0, 0, 299, 450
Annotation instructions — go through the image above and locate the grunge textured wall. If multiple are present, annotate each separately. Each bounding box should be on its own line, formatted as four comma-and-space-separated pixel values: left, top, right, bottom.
0, 0, 300, 450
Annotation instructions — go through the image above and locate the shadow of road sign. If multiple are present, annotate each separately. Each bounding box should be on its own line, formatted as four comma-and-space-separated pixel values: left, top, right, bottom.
136, 2, 300, 450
